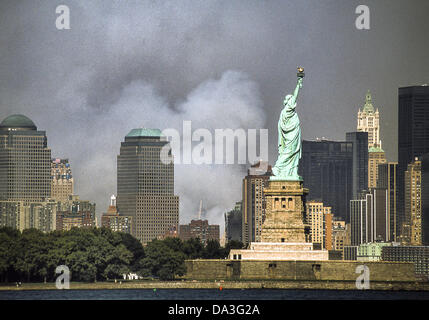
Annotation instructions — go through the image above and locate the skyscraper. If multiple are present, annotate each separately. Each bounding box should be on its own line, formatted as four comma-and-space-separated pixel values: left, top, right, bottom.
306, 201, 332, 250
51, 158, 73, 202
356, 91, 386, 189
368, 147, 386, 188
242, 161, 272, 245
401, 158, 422, 245
346, 132, 368, 198
422, 153, 429, 246
357, 91, 382, 149
0, 115, 51, 204
377, 162, 398, 242
117, 128, 179, 244
299, 139, 353, 221
350, 188, 389, 246
225, 201, 242, 242
398, 85, 429, 239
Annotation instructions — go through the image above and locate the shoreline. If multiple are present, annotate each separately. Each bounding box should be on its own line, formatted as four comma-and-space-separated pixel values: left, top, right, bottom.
1, 280, 429, 291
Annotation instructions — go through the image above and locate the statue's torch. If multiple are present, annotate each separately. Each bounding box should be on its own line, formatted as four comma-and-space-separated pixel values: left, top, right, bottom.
297, 67, 305, 78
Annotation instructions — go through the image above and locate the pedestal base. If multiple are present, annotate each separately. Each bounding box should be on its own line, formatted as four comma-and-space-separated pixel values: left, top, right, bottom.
229, 242, 329, 261
260, 180, 309, 243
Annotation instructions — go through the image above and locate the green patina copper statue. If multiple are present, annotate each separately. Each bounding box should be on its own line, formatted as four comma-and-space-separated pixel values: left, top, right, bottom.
271, 67, 305, 181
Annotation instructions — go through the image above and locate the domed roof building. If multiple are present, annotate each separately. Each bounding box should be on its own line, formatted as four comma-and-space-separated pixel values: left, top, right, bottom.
0, 114, 37, 131
0, 114, 51, 205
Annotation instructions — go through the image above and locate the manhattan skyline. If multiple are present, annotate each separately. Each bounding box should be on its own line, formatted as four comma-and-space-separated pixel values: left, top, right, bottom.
0, 0, 428, 228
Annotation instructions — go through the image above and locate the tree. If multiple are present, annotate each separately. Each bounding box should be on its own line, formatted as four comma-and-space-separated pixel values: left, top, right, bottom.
138, 240, 186, 280
103, 244, 133, 280
0, 230, 18, 282
15, 229, 47, 282
119, 232, 145, 271
182, 238, 204, 259
203, 239, 223, 259
66, 251, 97, 282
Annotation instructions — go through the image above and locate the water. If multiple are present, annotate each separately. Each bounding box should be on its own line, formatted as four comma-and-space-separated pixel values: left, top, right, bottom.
1, 289, 429, 300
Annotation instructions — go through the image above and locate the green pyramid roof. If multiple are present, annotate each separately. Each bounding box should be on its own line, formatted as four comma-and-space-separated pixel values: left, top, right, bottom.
369, 146, 384, 153
126, 128, 162, 137
362, 90, 375, 113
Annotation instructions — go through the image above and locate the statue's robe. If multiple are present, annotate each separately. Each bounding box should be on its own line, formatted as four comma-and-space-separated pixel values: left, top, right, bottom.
272, 98, 302, 180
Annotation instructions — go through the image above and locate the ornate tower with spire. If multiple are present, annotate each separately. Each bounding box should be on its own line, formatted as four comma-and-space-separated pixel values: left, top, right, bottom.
357, 90, 382, 149
357, 91, 386, 188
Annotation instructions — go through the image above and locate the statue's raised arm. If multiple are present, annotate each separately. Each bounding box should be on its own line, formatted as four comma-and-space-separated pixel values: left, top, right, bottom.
272, 67, 305, 181
287, 78, 303, 107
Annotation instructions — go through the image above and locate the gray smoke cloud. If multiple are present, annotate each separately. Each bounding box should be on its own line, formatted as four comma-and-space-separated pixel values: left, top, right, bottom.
0, 0, 428, 233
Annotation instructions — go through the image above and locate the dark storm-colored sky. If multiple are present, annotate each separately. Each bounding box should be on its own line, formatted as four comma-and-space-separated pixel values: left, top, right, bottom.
0, 0, 428, 227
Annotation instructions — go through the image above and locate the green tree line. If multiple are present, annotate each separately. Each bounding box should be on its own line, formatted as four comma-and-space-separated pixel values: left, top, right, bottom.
0, 227, 243, 282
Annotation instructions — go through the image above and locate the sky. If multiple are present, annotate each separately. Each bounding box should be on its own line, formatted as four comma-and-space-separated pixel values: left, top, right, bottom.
0, 0, 428, 230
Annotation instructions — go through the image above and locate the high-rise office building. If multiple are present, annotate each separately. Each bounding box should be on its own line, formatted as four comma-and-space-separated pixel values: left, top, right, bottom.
398, 85, 429, 240
117, 128, 179, 244
356, 91, 386, 189
377, 162, 398, 242
368, 147, 386, 188
0, 114, 51, 204
346, 132, 368, 198
357, 90, 382, 149
402, 158, 422, 245
242, 161, 272, 245
299, 139, 353, 221
51, 158, 73, 202
422, 153, 429, 246
225, 201, 242, 243
350, 188, 389, 245
306, 201, 332, 250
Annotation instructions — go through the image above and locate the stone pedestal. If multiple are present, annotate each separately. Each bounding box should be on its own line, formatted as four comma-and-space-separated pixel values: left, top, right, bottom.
229, 179, 328, 261
261, 180, 309, 243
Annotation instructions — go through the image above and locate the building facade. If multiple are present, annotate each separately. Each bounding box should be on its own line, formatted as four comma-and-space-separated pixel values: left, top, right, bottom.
346, 131, 368, 199
0, 200, 25, 230
332, 219, 349, 251
350, 188, 389, 246
225, 201, 242, 243
101, 195, 132, 233
56, 195, 96, 231
401, 158, 422, 245
117, 128, 179, 244
306, 201, 332, 250
357, 90, 381, 149
242, 161, 272, 245
368, 147, 386, 188
299, 139, 353, 221
398, 85, 429, 240
357, 242, 392, 262
377, 162, 398, 242
0, 114, 51, 204
179, 219, 220, 244
51, 158, 73, 202
382, 245, 429, 278
0, 199, 57, 232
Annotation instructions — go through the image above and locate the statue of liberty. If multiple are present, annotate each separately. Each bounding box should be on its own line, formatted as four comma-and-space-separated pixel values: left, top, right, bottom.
272, 67, 305, 181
